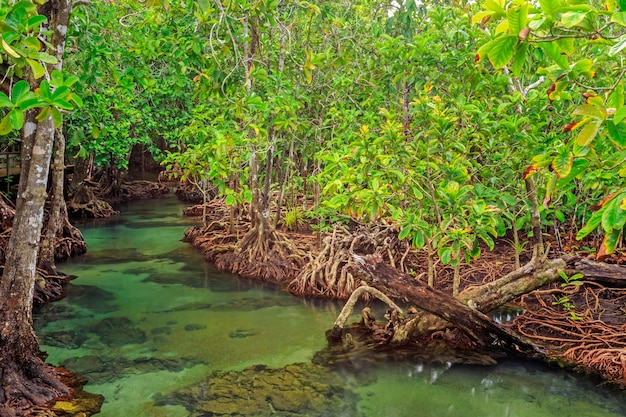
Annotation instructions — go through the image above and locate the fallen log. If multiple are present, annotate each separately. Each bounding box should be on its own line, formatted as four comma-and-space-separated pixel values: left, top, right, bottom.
349, 253, 548, 358
569, 257, 626, 287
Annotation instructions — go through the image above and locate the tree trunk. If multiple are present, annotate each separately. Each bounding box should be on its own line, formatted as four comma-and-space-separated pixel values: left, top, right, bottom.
38, 129, 66, 273
0, 117, 69, 411
0, 0, 74, 411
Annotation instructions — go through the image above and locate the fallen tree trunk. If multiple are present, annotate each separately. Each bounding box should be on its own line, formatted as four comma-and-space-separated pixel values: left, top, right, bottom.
569, 257, 626, 287
348, 254, 548, 358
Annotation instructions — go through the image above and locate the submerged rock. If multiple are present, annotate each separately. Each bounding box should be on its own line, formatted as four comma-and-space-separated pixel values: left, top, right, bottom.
89, 316, 146, 347
41, 330, 88, 349
184, 323, 207, 331
62, 355, 208, 385
155, 363, 359, 416
228, 329, 256, 339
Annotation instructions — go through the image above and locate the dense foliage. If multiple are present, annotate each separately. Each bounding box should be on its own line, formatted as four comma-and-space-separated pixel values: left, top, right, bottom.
4, 0, 626, 272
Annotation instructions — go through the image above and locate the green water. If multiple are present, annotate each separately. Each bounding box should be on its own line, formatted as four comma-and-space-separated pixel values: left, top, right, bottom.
33, 195, 625, 416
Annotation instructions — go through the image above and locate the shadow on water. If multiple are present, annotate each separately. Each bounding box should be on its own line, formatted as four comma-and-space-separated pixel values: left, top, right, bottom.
33, 194, 626, 417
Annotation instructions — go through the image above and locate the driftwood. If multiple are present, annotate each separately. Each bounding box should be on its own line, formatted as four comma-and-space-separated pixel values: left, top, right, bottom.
349, 253, 547, 357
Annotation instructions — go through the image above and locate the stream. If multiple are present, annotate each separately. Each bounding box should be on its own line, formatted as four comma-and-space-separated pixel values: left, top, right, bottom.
33, 194, 626, 416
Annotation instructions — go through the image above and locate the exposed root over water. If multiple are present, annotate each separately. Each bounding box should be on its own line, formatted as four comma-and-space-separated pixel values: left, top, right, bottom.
514, 283, 626, 386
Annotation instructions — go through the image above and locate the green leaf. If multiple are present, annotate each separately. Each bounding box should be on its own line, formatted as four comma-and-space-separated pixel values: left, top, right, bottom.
11, 80, 30, 103
398, 224, 412, 240
487, 35, 517, 68
413, 231, 425, 248
51, 106, 62, 127
572, 104, 605, 120
70, 93, 83, 108
0, 93, 13, 108
539, 0, 562, 18
603, 229, 621, 254
9, 108, 23, 130
609, 33, 626, 56
576, 208, 603, 239
560, 11, 587, 28
438, 246, 452, 265
0, 113, 13, 135
224, 194, 236, 206
541, 42, 570, 70
612, 11, 626, 27
27, 15, 47, 29
602, 196, 626, 231
576, 119, 601, 146
552, 149, 573, 177
26, 58, 45, 79
507, 4, 529, 35
512, 41, 528, 76
606, 120, 626, 148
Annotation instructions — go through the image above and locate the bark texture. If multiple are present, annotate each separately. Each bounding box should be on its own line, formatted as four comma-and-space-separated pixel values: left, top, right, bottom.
0, 117, 69, 412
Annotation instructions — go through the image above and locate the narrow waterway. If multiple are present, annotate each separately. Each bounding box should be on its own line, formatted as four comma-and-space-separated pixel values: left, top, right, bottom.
33, 194, 626, 416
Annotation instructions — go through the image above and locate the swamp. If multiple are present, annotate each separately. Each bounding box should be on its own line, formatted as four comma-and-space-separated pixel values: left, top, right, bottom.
1, 0, 626, 416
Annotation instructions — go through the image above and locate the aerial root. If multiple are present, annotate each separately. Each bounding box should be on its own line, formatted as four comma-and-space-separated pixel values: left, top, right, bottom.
514, 284, 626, 386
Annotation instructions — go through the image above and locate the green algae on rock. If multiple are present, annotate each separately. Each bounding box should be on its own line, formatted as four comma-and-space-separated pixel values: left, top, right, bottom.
155, 363, 358, 416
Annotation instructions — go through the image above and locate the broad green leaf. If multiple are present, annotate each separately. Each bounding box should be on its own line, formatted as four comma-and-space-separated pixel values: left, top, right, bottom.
27, 15, 47, 29
0, 93, 12, 108
438, 246, 452, 265
608, 84, 624, 110
576, 207, 603, 239
603, 229, 621, 254
51, 107, 62, 127
576, 119, 601, 146
620, 0, 626, 11
560, 11, 587, 28
0, 113, 12, 135
9, 108, 23, 130
70, 93, 83, 108
26, 58, 45, 79
539, 0, 562, 18
572, 104, 605, 119
12, 80, 30, 103
512, 41, 528, 76
601, 196, 626, 232
413, 231, 425, 248
541, 42, 570, 69
487, 35, 517, 68
612, 11, 626, 26
483, 0, 506, 15
606, 120, 626, 147
507, 4, 529, 35
472, 10, 495, 25
398, 225, 412, 240
609, 33, 626, 56
571, 59, 595, 78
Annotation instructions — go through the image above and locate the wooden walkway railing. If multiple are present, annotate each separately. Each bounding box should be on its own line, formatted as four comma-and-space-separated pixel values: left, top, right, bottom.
0, 152, 20, 178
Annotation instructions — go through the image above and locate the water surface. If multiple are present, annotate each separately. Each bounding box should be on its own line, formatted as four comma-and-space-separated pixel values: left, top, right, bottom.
34, 194, 625, 416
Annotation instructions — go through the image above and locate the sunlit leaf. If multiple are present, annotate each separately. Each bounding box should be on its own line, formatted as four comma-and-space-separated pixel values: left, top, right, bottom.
1, 39, 20, 58
609, 33, 626, 56
572, 104, 605, 120
0, 113, 13, 135
576, 119, 601, 146
26, 58, 45, 79
561, 11, 587, 28
487, 35, 517, 68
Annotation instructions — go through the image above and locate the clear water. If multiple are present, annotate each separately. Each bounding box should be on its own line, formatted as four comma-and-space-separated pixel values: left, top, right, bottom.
33, 195, 626, 416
